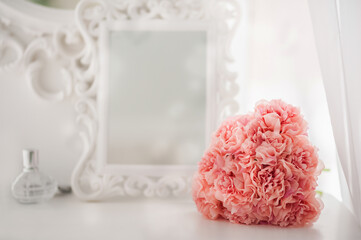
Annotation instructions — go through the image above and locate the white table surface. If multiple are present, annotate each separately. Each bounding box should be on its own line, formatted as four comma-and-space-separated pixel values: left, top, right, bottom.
0, 193, 360, 240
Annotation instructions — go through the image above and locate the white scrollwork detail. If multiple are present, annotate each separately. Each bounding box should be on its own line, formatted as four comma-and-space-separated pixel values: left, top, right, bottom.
71, 0, 241, 200
0, 18, 24, 72
23, 38, 73, 101
0, 6, 88, 102
0, 36, 23, 72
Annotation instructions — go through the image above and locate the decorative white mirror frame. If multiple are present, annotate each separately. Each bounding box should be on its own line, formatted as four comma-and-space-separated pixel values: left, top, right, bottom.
0, 0, 240, 201
70, 0, 241, 200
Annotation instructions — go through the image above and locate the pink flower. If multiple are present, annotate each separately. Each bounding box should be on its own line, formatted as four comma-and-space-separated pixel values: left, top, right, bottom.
192, 99, 323, 227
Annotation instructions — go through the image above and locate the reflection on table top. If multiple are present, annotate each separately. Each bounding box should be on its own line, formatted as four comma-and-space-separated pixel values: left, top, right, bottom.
0, 193, 360, 240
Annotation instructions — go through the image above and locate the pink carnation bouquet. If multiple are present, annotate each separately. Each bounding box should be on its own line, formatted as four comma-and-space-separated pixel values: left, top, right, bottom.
192, 99, 323, 227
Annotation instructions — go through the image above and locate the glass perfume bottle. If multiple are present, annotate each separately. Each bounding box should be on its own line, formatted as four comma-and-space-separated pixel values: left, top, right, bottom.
11, 149, 57, 203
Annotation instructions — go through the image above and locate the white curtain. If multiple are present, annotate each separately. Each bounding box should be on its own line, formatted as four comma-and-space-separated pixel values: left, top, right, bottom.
308, 0, 361, 226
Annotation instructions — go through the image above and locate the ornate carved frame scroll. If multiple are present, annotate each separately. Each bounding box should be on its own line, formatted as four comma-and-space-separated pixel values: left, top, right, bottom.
70, 0, 241, 200
0, 0, 81, 102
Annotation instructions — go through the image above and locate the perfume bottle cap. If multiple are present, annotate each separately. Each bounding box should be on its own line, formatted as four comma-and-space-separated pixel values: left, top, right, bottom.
22, 149, 39, 169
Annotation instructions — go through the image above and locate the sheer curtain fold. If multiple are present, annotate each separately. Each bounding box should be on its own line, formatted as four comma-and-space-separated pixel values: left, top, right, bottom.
307, 0, 361, 226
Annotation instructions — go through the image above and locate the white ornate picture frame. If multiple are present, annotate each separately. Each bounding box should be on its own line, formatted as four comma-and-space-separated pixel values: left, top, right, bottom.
71, 0, 241, 200
0, 0, 239, 201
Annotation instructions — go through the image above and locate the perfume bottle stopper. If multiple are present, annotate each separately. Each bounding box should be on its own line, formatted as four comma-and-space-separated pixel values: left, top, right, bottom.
23, 149, 38, 170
